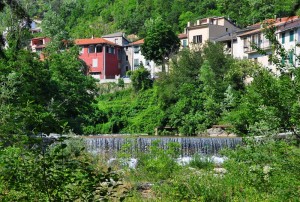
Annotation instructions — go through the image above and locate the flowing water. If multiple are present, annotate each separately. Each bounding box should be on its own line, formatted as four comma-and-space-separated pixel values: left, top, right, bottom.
85, 136, 242, 157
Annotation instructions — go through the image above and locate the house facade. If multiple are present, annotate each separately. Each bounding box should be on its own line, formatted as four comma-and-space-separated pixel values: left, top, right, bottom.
75, 38, 121, 80
30, 37, 50, 60
178, 33, 188, 50
30, 16, 300, 81
30, 19, 42, 34
231, 16, 300, 73
125, 39, 159, 78
183, 17, 239, 49
276, 18, 300, 69
102, 32, 130, 76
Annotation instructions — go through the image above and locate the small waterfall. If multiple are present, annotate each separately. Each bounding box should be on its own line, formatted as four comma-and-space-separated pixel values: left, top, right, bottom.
85, 136, 242, 157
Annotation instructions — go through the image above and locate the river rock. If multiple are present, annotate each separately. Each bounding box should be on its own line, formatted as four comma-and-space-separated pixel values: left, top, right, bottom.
228, 133, 237, 137
207, 128, 228, 137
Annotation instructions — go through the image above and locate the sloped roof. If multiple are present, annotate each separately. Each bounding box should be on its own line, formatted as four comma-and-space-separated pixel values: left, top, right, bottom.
75, 38, 117, 46
32, 37, 49, 40
129, 39, 144, 45
278, 18, 300, 32
214, 33, 237, 42
178, 33, 187, 39
238, 29, 262, 37
238, 16, 299, 37
102, 32, 124, 38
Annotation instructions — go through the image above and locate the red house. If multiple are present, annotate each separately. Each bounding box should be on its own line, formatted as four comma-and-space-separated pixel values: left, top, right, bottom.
75, 38, 121, 80
30, 37, 50, 60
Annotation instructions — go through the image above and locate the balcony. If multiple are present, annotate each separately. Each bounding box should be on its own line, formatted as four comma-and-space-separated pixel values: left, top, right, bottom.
244, 43, 272, 54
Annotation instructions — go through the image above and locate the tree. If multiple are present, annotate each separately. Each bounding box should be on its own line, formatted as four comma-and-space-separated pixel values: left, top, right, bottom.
45, 47, 98, 134
141, 17, 180, 72
129, 65, 152, 92
0, 0, 30, 57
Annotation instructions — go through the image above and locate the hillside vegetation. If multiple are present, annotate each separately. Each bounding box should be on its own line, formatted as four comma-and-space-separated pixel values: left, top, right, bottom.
85, 43, 300, 136
0, 0, 298, 38
0, 1, 300, 201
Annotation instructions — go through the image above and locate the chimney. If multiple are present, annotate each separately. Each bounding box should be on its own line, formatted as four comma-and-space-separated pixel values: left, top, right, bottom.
91, 35, 94, 39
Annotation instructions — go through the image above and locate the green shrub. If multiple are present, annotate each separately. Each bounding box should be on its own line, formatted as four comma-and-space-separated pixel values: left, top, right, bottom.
188, 154, 214, 170
133, 140, 180, 182
155, 140, 300, 201
0, 138, 129, 201
129, 67, 152, 92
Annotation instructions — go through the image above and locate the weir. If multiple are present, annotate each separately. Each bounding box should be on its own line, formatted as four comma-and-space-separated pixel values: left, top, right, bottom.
85, 136, 242, 157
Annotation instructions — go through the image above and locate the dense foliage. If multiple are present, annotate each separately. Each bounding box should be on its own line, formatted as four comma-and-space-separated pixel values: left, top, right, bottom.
148, 139, 300, 201
90, 40, 300, 137
1, 0, 298, 39
0, 47, 97, 142
1, 1, 300, 201
84, 87, 164, 135
142, 17, 180, 72
0, 138, 129, 201
89, 43, 258, 135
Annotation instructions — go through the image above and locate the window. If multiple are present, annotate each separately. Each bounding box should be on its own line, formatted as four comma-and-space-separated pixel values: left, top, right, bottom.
193, 35, 202, 44
134, 46, 140, 53
79, 46, 84, 54
182, 39, 187, 47
126, 66, 129, 71
282, 32, 285, 44
90, 72, 100, 75
88, 45, 95, 53
227, 41, 231, 48
289, 51, 294, 64
226, 28, 228, 32
251, 34, 261, 47
126, 55, 128, 61
106, 46, 115, 54
134, 59, 139, 67
92, 59, 98, 67
125, 46, 128, 51
243, 38, 249, 48
96, 45, 102, 53
290, 30, 294, 42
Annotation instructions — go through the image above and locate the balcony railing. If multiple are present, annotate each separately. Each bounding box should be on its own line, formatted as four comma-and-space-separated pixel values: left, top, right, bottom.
244, 42, 272, 53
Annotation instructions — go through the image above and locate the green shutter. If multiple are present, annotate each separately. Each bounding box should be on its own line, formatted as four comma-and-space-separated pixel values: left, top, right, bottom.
290, 30, 294, 42
289, 51, 294, 64
182, 39, 187, 47
282, 32, 285, 44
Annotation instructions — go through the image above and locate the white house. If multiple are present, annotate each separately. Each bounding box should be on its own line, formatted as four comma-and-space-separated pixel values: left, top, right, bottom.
182, 16, 239, 49
228, 16, 300, 73
125, 39, 160, 78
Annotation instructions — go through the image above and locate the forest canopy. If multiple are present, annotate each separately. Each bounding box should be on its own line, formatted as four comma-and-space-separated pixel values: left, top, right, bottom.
1, 0, 298, 39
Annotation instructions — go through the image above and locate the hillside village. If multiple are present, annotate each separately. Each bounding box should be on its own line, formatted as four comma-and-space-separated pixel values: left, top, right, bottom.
29, 16, 300, 81
1, 1, 300, 201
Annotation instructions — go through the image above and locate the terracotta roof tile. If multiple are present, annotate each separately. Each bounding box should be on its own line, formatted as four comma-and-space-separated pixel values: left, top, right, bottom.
75, 38, 117, 46
178, 33, 187, 39
238, 16, 299, 37
130, 39, 144, 45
